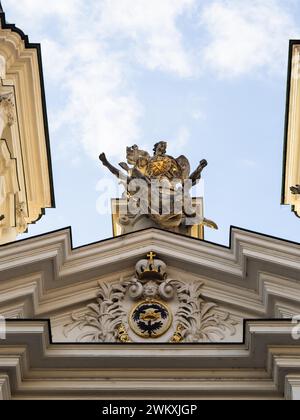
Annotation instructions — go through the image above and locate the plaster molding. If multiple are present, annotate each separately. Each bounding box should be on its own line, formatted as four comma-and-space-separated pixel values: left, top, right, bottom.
0, 54, 6, 80
0, 320, 299, 399
63, 275, 237, 343
283, 42, 300, 216
0, 15, 55, 243
0, 229, 300, 324
0, 374, 11, 400
0, 92, 15, 127
285, 375, 300, 400
0, 228, 300, 282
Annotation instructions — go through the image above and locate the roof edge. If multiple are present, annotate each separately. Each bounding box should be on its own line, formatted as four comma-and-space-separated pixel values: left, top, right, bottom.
1, 223, 299, 254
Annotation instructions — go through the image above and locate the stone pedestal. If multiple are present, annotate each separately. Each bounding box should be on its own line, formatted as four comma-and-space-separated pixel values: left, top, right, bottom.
111, 197, 205, 239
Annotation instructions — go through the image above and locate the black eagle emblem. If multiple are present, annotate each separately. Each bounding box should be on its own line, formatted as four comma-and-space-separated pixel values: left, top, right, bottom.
132, 303, 168, 337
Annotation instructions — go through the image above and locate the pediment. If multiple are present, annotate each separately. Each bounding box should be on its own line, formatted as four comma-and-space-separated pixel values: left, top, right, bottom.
0, 226, 299, 345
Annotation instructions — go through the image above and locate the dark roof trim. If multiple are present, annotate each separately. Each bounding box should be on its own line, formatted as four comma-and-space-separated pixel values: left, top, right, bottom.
1, 223, 300, 253
282, 40, 300, 219
4, 318, 295, 347
0, 7, 56, 209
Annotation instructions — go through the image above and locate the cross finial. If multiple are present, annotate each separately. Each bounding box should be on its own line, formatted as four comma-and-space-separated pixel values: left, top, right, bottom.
147, 252, 156, 265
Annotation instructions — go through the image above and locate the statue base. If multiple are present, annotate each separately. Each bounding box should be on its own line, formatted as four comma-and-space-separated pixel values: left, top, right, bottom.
111, 198, 205, 240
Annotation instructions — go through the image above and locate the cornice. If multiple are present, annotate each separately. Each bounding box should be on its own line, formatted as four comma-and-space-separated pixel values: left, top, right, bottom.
0, 319, 299, 399
285, 375, 300, 400
0, 226, 299, 282
0, 227, 300, 319
0, 374, 11, 400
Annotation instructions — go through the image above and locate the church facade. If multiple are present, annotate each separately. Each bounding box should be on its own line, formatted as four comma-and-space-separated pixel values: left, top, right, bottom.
1, 227, 300, 400
0, 5, 300, 401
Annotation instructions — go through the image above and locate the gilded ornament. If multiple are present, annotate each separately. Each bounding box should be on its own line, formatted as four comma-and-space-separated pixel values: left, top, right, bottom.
129, 300, 172, 338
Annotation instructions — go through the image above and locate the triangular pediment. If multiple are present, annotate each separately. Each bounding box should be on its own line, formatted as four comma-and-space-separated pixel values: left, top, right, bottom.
0, 226, 299, 345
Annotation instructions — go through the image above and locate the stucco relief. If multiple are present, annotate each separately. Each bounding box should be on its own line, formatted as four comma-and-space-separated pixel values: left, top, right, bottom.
64, 253, 238, 343
0, 140, 19, 231
0, 92, 15, 130
0, 90, 29, 239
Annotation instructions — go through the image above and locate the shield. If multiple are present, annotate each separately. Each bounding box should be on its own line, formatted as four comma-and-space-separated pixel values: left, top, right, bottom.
129, 300, 172, 338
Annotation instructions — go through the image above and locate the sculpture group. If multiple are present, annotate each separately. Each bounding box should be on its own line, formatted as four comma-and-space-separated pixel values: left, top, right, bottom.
99, 141, 214, 231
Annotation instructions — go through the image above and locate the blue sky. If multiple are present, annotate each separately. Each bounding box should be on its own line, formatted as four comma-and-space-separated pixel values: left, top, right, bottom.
3, 0, 300, 246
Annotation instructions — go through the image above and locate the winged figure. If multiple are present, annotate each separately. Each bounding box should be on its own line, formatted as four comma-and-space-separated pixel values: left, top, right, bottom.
99, 141, 207, 185
99, 141, 213, 231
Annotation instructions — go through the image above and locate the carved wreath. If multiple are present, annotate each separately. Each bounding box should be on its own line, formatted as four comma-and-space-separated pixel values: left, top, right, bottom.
64, 278, 237, 343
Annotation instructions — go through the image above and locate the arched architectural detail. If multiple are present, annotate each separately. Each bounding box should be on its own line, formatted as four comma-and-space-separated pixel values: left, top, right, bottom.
0, 8, 55, 244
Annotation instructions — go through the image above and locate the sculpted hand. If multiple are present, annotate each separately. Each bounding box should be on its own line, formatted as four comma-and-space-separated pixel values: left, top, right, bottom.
99, 153, 107, 164
200, 159, 208, 168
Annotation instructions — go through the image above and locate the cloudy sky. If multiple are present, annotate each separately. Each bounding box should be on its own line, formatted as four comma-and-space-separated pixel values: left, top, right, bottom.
3, 0, 300, 246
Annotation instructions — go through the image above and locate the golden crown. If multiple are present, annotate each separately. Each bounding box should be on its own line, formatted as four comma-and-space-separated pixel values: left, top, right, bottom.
135, 252, 167, 281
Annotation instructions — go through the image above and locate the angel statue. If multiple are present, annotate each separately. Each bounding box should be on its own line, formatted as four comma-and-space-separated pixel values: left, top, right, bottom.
99, 141, 215, 233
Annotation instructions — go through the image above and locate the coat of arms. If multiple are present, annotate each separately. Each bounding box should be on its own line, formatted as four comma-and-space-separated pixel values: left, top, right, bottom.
64, 252, 238, 344
130, 300, 172, 338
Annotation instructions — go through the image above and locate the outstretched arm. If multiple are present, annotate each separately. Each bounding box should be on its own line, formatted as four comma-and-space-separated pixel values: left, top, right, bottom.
99, 153, 128, 182
189, 159, 208, 186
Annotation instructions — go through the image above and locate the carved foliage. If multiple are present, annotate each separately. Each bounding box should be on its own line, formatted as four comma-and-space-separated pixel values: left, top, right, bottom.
64, 278, 237, 343
64, 282, 127, 342
171, 280, 237, 342
64, 253, 237, 343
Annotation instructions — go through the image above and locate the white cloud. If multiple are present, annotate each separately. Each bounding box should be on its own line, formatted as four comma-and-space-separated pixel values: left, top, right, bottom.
201, 0, 300, 77
167, 126, 190, 157
192, 110, 206, 121
4, 0, 81, 27
4, 0, 296, 164
239, 159, 257, 168
98, 0, 196, 77
3, 0, 196, 160
43, 37, 143, 159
